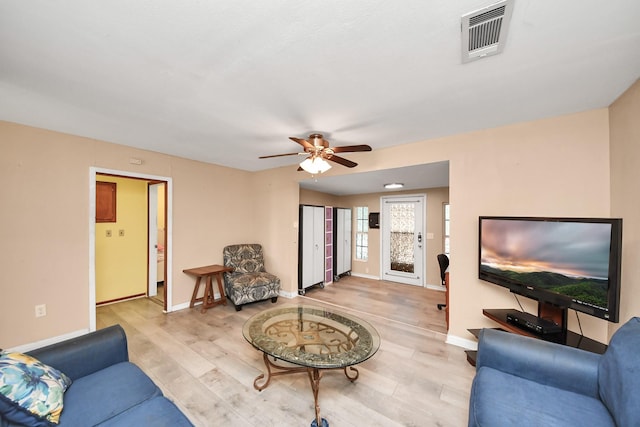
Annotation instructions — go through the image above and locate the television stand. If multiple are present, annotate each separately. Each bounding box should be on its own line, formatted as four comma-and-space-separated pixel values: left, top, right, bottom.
484, 308, 606, 350
465, 308, 607, 366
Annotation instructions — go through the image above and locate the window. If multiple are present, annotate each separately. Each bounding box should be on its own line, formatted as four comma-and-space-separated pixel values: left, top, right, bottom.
443, 203, 450, 256
355, 206, 368, 260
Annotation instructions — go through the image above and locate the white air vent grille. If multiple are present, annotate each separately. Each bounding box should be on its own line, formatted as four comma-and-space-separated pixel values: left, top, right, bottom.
461, 0, 513, 63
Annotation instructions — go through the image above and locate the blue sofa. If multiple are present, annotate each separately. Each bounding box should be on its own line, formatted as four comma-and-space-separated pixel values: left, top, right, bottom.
1, 325, 193, 427
468, 317, 640, 427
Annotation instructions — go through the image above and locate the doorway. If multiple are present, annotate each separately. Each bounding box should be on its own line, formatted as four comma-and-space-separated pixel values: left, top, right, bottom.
89, 167, 173, 332
148, 182, 166, 308
381, 194, 426, 286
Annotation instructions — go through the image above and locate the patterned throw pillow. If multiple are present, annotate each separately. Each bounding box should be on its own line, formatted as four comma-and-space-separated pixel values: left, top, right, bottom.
0, 352, 72, 426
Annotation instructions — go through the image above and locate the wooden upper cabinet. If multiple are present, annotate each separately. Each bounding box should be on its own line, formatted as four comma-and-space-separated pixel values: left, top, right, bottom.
96, 181, 116, 222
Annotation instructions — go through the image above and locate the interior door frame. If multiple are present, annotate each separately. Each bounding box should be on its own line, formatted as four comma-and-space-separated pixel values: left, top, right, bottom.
89, 167, 173, 332
380, 194, 426, 286
147, 182, 167, 309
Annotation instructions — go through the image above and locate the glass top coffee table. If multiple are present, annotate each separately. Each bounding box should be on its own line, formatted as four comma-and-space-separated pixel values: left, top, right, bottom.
243, 304, 381, 427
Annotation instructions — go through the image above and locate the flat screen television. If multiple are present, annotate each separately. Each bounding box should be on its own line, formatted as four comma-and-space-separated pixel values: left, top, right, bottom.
479, 216, 622, 323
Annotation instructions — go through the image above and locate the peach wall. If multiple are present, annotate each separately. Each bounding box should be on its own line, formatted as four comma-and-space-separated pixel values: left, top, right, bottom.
443, 110, 613, 343
609, 79, 640, 336
299, 188, 342, 207
1, 98, 629, 349
282, 108, 613, 343
0, 122, 258, 348
251, 167, 301, 296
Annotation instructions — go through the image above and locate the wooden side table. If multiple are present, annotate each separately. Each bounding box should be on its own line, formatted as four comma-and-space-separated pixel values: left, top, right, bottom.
183, 264, 234, 313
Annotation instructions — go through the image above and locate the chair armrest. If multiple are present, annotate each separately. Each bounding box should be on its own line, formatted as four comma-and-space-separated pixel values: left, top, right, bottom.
476, 328, 601, 398
27, 325, 129, 380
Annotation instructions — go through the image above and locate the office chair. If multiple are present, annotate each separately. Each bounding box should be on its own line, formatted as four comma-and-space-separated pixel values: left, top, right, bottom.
436, 253, 449, 310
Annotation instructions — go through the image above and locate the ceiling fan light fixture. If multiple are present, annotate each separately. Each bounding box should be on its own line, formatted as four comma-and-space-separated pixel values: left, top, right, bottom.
300, 157, 331, 174
384, 183, 404, 189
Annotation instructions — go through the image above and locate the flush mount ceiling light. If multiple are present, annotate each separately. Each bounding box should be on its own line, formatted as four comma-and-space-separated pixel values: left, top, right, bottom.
384, 183, 404, 189
300, 156, 332, 174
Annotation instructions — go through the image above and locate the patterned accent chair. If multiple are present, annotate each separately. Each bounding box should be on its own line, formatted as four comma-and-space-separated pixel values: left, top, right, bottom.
222, 244, 281, 311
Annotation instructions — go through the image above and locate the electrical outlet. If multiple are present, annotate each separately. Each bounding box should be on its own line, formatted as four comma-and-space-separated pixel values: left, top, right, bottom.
35, 304, 46, 318
118, 229, 125, 237
106, 230, 112, 237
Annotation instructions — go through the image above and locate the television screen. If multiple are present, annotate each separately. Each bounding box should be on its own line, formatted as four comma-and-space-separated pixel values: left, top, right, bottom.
479, 216, 622, 322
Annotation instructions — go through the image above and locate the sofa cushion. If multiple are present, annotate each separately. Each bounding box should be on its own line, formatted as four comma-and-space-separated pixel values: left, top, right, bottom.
598, 316, 640, 427
97, 396, 193, 427
0, 352, 72, 426
469, 367, 615, 427
57, 362, 161, 426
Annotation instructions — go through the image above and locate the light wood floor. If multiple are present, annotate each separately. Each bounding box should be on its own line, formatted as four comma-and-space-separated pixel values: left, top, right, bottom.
96, 276, 475, 427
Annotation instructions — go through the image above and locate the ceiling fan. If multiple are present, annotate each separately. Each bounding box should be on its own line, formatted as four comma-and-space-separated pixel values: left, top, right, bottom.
259, 133, 372, 173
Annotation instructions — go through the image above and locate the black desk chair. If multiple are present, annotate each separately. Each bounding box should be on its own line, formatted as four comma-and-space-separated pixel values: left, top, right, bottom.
437, 253, 449, 310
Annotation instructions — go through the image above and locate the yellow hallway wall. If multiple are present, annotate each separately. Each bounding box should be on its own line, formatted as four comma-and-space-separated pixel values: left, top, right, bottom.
95, 176, 148, 303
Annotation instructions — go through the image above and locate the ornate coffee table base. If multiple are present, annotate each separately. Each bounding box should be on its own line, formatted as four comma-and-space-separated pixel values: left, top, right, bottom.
254, 353, 359, 427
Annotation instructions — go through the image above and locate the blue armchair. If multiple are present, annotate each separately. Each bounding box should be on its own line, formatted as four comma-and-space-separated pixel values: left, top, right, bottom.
468, 317, 640, 427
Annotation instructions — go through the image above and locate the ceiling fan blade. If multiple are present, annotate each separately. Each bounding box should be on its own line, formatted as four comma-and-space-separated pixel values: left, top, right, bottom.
331, 144, 372, 153
326, 154, 357, 168
290, 137, 314, 149
259, 152, 304, 159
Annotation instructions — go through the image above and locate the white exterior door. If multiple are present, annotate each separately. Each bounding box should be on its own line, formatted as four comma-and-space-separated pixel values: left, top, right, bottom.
381, 195, 425, 286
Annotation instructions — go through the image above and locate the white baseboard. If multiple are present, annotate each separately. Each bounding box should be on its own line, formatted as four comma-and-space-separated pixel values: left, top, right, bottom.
279, 289, 298, 299
8, 329, 90, 353
170, 301, 192, 312
446, 333, 478, 350
350, 272, 380, 281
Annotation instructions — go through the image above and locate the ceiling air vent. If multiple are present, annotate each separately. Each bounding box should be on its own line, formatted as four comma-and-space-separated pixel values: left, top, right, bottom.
461, 0, 514, 63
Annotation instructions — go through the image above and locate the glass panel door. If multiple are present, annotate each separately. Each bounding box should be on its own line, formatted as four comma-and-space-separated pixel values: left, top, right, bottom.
381, 195, 425, 286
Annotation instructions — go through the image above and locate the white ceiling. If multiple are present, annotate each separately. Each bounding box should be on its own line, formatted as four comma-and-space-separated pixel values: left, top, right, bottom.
1, 1, 639, 193
300, 162, 449, 196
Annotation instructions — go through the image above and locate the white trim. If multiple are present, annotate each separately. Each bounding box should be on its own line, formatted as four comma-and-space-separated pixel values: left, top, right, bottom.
446, 333, 478, 350
7, 329, 89, 353
279, 289, 299, 299
171, 302, 192, 312
350, 272, 381, 281
89, 167, 174, 333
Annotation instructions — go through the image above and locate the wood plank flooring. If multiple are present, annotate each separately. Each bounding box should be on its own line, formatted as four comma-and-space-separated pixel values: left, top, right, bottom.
96, 276, 475, 427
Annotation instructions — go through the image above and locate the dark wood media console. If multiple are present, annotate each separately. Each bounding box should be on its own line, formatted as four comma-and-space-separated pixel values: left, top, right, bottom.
466, 307, 607, 366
